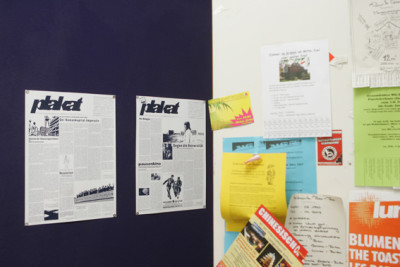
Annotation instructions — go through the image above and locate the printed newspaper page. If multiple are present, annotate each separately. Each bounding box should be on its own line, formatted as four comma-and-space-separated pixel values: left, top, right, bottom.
135, 96, 206, 215
218, 205, 307, 267
25, 90, 116, 226
261, 39, 332, 138
351, 0, 400, 88
349, 190, 400, 267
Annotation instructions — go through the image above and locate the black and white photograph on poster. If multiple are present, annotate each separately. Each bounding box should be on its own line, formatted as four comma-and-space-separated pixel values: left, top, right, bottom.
43, 198, 59, 221
25, 90, 116, 226
74, 181, 115, 204
151, 173, 161, 181
162, 173, 183, 208
139, 188, 150, 196
44, 209, 59, 221
28, 116, 59, 136
162, 143, 173, 160
136, 96, 206, 215
162, 120, 204, 144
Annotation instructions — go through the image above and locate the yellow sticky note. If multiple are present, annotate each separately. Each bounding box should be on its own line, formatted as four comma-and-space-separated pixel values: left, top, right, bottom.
221, 153, 287, 232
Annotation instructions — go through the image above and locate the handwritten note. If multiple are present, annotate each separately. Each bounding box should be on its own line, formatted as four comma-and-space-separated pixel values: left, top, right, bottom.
285, 194, 346, 266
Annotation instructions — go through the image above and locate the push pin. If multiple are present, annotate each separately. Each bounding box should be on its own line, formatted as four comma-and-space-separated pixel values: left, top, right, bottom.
244, 154, 261, 164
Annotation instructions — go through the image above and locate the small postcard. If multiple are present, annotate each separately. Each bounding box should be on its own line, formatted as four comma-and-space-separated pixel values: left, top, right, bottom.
208, 91, 254, 131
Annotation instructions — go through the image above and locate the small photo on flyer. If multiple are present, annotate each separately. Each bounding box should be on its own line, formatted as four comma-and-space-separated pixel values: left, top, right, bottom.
257, 245, 283, 267
241, 222, 268, 253
279, 56, 311, 82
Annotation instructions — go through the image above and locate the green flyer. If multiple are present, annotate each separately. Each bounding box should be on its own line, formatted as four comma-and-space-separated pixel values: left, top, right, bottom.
354, 87, 400, 186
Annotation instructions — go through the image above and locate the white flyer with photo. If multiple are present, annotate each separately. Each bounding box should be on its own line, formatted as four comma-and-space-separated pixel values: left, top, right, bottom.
261, 40, 332, 138
351, 0, 400, 88
25, 90, 116, 226
135, 96, 206, 215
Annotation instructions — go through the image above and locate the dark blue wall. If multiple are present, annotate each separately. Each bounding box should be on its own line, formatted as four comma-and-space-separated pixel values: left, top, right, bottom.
0, 1, 213, 266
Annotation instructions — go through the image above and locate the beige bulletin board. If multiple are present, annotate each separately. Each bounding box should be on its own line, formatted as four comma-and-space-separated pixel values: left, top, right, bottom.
212, 0, 363, 264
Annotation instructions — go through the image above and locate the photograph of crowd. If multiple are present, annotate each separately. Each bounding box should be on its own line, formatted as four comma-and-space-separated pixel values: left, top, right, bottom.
74, 184, 114, 204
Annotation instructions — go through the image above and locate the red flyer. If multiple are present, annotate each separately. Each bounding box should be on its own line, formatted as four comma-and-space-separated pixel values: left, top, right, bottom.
218, 205, 307, 267
317, 129, 342, 166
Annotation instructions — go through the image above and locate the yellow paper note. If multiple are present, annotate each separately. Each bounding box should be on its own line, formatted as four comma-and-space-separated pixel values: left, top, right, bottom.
221, 153, 287, 232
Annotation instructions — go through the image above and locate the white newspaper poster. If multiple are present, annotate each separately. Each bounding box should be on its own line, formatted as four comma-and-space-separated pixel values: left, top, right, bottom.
25, 90, 116, 226
351, 0, 400, 88
261, 39, 332, 138
136, 96, 206, 215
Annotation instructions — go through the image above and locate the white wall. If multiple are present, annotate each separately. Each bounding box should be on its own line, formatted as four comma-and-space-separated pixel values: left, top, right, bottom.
212, 0, 356, 265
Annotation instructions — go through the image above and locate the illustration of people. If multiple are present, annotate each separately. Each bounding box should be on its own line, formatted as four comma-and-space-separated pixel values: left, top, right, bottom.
183, 121, 192, 143
163, 175, 175, 199
63, 155, 70, 169
266, 164, 275, 185
173, 177, 182, 199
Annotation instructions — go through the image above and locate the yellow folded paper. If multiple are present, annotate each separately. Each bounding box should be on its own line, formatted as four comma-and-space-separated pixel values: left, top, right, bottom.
221, 153, 287, 231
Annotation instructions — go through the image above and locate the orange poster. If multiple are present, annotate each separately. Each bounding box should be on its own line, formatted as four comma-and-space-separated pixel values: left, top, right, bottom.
349, 190, 400, 267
